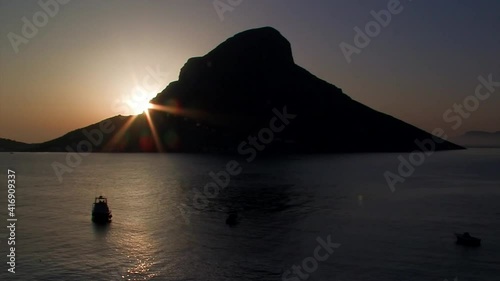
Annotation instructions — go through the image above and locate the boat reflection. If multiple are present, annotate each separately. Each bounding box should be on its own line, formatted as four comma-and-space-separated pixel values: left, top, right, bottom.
92, 222, 110, 239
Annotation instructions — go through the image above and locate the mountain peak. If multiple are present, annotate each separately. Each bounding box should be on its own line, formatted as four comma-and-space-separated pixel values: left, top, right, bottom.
207, 26, 294, 65
10, 27, 464, 153
178, 27, 294, 83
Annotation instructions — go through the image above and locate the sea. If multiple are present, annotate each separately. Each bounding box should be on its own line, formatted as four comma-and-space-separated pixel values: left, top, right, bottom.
0, 149, 499, 281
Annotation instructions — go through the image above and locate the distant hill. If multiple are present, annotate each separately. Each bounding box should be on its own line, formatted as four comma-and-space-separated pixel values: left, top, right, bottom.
24, 115, 132, 152
0, 116, 132, 152
3, 27, 464, 153
451, 131, 500, 148
464, 131, 500, 137
0, 138, 33, 152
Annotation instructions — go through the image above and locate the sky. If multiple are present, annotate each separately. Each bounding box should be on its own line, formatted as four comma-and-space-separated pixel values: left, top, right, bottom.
1, 0, 499, 143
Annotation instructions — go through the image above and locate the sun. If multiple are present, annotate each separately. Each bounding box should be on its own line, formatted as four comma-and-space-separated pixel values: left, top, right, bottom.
130, 99, 153, 115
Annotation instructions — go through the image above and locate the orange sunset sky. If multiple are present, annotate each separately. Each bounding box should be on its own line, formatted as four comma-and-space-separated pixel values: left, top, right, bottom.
1, 0, 499, 143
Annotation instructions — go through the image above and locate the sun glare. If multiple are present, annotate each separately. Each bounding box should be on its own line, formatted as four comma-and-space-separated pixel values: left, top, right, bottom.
130, 99, 153, 115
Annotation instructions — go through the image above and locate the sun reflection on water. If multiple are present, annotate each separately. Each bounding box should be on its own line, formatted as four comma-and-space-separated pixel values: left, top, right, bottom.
117, 236, 159, 280
94, 160, 183, 280
113, 217, 160, 280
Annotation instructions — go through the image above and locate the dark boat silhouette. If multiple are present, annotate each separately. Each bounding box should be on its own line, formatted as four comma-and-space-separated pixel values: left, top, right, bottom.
455, 232, 481, 247
92, 196, 112, 224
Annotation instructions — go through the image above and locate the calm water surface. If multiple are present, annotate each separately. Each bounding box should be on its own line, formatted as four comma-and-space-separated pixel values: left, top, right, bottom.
0, 149, 499, 280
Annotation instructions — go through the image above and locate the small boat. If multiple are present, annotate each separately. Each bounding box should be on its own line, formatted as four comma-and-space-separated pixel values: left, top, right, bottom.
92, 196, 112, 224
455, 232, 481, 247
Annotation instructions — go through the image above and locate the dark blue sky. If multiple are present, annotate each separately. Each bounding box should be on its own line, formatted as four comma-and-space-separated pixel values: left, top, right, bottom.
1, 0, 499, 142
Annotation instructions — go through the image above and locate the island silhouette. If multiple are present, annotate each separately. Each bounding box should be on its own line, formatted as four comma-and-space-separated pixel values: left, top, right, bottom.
451, 131, 500, 148
1, 27, 463, 153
